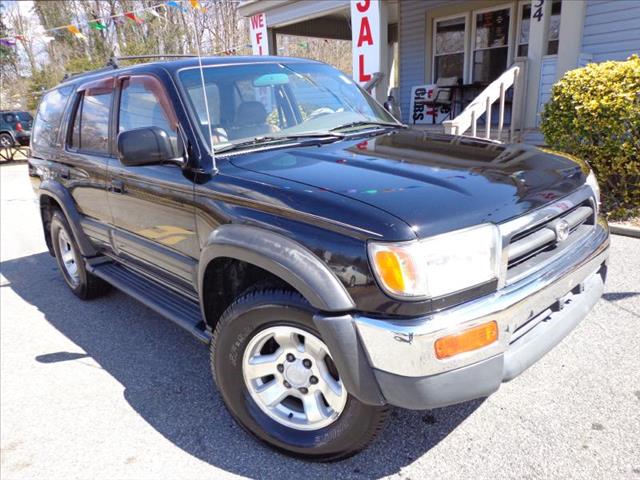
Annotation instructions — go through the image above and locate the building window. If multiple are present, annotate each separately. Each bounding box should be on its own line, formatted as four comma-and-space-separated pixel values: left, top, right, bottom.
516, 0, 562, 57
547, 0, 562, 55
433, 16, 467, 83
472, 6, 511, 83
517, 3, 531, 57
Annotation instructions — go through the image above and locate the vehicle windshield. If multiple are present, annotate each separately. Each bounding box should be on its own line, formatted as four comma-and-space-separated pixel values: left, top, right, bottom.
177, 62, 399, 152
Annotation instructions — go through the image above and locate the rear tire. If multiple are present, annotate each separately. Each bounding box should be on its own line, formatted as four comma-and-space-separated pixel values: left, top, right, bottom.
210, 288, 388, 461
50, 210, 109, 300
0, 133, 14, 148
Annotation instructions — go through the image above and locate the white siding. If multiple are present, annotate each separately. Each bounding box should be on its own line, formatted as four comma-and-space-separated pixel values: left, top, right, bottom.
582, 0, 640, 62
398, 1, 428, 123
537, 56, 557, 126
398, 0, 452, 123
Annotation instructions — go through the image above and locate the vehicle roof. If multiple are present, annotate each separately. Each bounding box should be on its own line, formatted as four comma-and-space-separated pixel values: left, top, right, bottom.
57, 55, 321, 88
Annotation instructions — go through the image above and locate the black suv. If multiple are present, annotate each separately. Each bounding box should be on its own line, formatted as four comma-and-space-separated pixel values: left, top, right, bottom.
28, 56, 609, 460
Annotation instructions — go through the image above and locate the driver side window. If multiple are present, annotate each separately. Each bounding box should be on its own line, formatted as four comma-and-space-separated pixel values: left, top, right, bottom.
118, 76, 181, 156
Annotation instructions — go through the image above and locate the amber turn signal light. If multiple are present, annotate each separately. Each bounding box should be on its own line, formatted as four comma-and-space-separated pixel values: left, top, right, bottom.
434, 321, 498, 359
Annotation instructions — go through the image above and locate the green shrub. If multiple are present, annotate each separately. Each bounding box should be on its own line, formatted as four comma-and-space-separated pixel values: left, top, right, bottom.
540, 55, 640, 220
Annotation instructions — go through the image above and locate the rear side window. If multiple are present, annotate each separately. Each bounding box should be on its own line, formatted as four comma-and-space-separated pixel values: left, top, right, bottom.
70, 88, 113, 154
32, 86, 74, 148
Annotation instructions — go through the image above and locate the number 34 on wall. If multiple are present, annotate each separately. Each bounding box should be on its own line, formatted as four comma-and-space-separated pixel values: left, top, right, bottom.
533, 0, 545, 21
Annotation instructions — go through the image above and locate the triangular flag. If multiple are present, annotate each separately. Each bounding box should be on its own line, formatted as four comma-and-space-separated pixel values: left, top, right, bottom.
67, 25, 87, 40
147, 8, 162, 19
190, 0, 202, 9
0, 38, 16, 47
166, 1, 187, 12
125, 12, 144, 24
15, 35, 25, 41
89, 20, 107, 30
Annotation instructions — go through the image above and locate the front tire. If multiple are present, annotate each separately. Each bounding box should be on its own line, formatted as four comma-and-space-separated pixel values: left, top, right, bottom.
211, 288, 388, 461
50, 210, 108, 300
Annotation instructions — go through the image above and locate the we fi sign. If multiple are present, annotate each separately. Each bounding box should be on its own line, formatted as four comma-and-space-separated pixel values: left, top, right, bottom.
250, 13, 269, 56
350, 0, 382, 86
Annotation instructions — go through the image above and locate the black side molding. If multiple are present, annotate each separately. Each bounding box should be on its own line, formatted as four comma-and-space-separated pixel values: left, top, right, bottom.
39, 179, 98, 257
199, 224, 356, 312
313, 313, 386, 406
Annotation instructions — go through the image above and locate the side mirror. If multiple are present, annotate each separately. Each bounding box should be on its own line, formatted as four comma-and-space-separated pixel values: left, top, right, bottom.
383, 100, 392, 112
117, 126, 179, 166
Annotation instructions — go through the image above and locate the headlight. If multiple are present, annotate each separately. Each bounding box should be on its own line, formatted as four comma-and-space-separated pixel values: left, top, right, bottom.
368, 224, 500, 299
586, 170, 601, 211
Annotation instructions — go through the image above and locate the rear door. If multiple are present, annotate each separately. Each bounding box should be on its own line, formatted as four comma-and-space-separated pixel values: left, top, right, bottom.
107, 74, 198, 292
55, 78, 115, 250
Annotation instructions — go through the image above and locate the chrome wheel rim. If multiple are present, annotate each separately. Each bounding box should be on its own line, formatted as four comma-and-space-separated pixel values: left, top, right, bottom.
242, 325, 348, 431
0, 135, 12, 147
58, 229, 79, 285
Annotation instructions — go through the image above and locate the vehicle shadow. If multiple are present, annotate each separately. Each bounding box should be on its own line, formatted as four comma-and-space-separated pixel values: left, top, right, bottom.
1, 252, 483, 479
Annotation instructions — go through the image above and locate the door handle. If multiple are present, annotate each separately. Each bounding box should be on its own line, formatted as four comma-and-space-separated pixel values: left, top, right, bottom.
110, 180, 125, 194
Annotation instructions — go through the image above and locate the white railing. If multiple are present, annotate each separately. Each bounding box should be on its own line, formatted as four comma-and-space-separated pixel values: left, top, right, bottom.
443, 58, 528, 142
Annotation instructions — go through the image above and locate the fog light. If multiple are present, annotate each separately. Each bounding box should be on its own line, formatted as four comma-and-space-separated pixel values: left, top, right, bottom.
435, 321, 498, 359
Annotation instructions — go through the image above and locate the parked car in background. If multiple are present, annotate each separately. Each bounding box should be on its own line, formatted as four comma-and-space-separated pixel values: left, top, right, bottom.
0, 110, 33, 148
28, 56, 609, 461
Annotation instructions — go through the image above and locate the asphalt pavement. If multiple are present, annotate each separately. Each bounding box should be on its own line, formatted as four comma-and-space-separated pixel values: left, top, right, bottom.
1, 162, 639, 480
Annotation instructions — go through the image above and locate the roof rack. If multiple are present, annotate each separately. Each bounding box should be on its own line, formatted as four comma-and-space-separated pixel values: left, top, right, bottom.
62, 64, 119, 82
108, 54, 199, 68
61, 54, 200, 82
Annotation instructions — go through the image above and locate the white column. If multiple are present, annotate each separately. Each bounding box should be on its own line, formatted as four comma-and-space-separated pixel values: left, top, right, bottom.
351, 0, 388, 102
524, 0, 552, 130
555, 0, 587, 80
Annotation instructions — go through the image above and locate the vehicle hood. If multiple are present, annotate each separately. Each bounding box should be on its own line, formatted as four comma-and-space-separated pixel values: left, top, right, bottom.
229, 129, 589, 239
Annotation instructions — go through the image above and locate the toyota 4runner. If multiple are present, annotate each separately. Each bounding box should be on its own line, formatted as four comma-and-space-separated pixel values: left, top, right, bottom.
28, 56, 609, 461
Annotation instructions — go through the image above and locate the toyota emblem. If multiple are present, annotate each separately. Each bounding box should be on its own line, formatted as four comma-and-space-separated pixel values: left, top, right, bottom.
555, 220, 570, 242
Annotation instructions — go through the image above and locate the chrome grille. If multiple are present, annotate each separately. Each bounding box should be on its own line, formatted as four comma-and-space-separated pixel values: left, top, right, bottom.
499, 186, 596, 286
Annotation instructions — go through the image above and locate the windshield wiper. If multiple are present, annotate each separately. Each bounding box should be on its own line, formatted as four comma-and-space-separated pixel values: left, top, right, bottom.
329, 120, 406, 132
214, 132, 345, 154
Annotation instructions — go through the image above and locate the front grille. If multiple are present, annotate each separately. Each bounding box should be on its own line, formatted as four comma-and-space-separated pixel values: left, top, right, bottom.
501, 189, 596, 285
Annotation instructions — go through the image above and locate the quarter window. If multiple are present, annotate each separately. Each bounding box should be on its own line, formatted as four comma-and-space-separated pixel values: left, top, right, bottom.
32, 86, 74, 148
69, 88, 113, 154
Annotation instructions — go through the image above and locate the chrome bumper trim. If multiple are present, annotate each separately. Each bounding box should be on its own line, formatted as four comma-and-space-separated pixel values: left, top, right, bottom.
354, 221, 609, 377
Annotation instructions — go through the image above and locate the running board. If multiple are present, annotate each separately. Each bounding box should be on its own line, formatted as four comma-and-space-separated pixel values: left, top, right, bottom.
88, 262, 210, 343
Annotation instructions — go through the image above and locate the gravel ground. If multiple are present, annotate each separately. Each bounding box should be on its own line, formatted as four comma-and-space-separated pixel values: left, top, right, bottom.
1, 162, 639, 480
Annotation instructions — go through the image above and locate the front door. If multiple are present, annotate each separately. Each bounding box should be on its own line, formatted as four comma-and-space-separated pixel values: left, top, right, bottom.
107, 74, 198, 292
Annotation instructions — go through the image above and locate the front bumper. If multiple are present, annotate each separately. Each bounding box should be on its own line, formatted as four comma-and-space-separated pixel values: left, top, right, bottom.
315, 221, 609, 410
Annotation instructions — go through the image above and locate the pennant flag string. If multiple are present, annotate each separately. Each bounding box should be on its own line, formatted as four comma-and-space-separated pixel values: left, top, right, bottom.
125, 12, 145, 24
89, 20, 107, 31
0, 0, 205, 43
